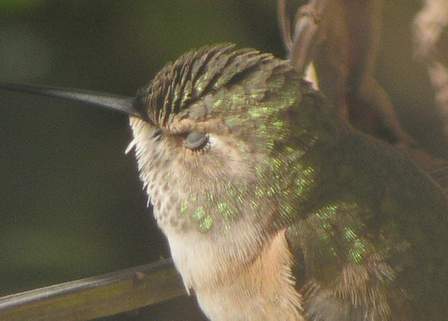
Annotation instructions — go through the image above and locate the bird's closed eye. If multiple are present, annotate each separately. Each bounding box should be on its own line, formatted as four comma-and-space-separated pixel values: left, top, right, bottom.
184, 132, 209, 151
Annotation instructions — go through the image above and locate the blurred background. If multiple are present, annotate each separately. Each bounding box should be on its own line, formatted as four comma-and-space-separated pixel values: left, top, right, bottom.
0, 0, 446, 320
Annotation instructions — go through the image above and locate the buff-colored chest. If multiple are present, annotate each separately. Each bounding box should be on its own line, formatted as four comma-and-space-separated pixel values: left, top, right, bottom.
166, 227, 304, 321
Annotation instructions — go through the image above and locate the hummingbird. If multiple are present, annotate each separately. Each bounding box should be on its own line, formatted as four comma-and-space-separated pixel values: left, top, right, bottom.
1, 44, 447, 321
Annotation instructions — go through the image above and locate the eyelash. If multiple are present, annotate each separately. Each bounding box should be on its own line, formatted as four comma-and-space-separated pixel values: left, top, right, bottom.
195, 137, 211, 153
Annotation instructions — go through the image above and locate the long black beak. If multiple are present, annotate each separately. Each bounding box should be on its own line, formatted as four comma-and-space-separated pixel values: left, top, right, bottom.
0, 82, 147, 120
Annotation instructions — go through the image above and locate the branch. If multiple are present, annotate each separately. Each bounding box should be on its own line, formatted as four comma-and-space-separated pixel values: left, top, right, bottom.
0, 259, 186, 321
278, 0, 414, 146
277, 0, 293, 51
278, 0, 448, 181
277, 0, 329, 75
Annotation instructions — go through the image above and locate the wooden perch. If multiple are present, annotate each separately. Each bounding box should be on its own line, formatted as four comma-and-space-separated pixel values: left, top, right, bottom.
0, 259, 186, 321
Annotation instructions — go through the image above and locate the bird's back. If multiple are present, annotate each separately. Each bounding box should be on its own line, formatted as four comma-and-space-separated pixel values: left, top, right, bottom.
287, 131, 448, 321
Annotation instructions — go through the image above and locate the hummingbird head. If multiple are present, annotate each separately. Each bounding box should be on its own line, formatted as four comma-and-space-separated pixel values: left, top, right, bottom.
128, 44, 339, 235
0, 44, 340, 236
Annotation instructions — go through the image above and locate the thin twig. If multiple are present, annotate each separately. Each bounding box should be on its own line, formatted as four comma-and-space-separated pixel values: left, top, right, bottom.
278, 0, 329, 75
0, 259, 186, 321
290, 0, 329, 75
277, 0, 293, 51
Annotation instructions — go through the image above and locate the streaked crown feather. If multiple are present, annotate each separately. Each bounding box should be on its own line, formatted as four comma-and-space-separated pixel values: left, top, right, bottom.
136, 44, 275, 126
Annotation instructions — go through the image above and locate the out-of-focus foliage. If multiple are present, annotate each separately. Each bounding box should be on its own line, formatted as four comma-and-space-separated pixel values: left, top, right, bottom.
0, 0, 446, 320
0, 0, 45, 11
414, 0, 448, 136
